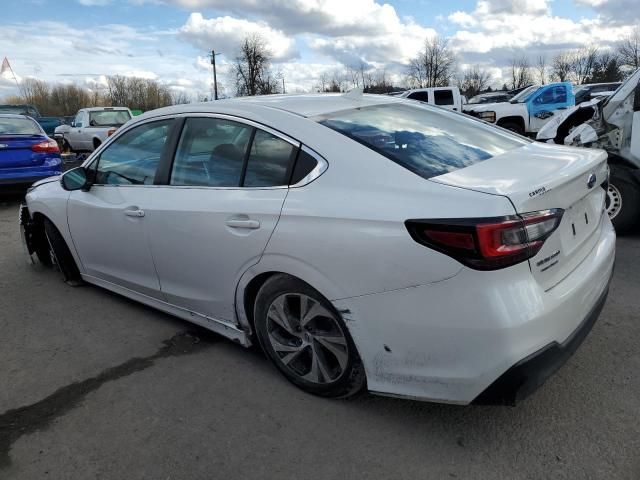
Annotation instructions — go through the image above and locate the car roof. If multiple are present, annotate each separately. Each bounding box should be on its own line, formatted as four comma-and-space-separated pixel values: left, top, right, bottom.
137, 93, 404, 120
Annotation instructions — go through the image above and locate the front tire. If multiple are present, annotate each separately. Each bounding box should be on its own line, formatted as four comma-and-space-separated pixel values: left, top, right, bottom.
254, 274, 366, 398
43, 219, 83, 285
607, 165, 640, 234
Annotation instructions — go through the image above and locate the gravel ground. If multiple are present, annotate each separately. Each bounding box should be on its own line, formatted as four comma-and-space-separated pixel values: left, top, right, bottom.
1, 189, 639, 480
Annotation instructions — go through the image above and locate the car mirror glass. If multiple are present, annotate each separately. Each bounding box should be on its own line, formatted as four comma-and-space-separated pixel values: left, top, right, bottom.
61, 167, 89, 191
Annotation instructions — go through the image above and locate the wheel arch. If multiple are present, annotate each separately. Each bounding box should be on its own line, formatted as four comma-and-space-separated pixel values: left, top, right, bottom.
497, 116, 525, 131
235, 257, 349, 339
92, 137, 102, 149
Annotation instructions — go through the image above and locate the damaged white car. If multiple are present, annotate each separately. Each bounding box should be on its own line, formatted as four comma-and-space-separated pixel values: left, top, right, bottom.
20, 94, 614, 405
538, 68, 640, 232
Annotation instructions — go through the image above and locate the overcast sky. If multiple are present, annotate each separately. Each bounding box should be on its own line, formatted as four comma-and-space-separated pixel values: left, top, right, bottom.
0, 0, 637, 98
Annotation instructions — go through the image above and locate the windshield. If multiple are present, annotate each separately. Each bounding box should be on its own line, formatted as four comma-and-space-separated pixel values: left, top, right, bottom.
89, 110, 131, 127
510, 85, 540, 103
317, 103, 528, 180
0, 117, 42, 135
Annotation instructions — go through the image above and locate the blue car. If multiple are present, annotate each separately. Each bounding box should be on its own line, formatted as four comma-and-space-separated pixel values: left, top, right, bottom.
0, 114, 62, 186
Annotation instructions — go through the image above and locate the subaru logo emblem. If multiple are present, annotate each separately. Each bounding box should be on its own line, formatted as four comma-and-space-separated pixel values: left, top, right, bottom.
587, 173, 596, 189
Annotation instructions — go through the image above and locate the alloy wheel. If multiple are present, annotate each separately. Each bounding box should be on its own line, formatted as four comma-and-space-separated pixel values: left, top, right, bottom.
606, 183, 622, 219
266, 293, 349, 384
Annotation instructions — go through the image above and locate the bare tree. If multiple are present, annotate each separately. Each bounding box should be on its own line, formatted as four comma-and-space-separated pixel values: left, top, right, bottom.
407, 36, 456, 88
19, 78, 50, 109
552, 53, 573, 82
458, 66, 492, 97
571, 46, 599, 84
536, 55, 548, 85
235, 34, 277, 96
618, 26, 640, 71
509, 56, 533, 90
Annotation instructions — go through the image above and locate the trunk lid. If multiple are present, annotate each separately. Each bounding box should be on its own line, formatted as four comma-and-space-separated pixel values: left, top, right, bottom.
0, 135, 48, 168
431, 141, 609, 290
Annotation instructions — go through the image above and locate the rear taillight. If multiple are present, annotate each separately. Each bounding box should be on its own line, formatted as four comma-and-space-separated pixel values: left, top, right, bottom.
406, 209, 563, 271
107, 128, 116, 137
31, 139, 60, 154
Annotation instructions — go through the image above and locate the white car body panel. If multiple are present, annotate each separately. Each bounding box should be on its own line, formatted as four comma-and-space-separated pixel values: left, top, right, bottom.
24, 94, 615, 404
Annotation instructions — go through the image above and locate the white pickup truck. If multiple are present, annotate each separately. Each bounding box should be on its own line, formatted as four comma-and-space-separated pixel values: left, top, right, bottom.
55, 107, 132, 152
537, 68, 640, 233
397, 87, 464, 112
463, 82, 575, 136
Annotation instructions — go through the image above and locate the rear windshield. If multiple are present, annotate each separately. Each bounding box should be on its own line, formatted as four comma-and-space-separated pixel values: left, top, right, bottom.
89, 110, 131, 127
0, 117, 42, 135
317, 103, 527, 179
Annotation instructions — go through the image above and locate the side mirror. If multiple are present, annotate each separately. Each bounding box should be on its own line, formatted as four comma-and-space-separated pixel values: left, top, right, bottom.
61, 167, 89, 191
70, 121, 75, 128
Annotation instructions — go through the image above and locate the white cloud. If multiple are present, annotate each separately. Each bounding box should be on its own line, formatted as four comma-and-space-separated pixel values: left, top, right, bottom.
449, 0, 634, 54
179, 13, 298, 61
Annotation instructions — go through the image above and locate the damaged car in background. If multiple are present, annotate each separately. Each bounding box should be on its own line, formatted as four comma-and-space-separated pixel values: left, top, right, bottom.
537, 69, 640, 232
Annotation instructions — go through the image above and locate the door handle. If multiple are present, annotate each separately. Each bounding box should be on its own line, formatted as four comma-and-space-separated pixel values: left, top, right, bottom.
124, 208, 145, 217
226, 218, 260, 229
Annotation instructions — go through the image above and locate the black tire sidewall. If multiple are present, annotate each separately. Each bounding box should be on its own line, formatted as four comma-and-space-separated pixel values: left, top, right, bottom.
609, 166, 640, 234
254, 274, 365, 398
43, 219, 81, 283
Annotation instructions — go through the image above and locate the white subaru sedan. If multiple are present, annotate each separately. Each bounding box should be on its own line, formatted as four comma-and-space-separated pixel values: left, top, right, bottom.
20, 93, 615, 405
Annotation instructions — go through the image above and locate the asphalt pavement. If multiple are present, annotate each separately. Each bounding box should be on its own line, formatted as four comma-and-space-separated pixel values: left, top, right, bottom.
1, 191, 639, 479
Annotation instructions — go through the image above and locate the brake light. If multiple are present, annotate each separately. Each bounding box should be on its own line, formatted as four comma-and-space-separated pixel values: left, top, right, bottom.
31, 139, 60, 154
107, 128, 116, 137
406, 209, 564, 270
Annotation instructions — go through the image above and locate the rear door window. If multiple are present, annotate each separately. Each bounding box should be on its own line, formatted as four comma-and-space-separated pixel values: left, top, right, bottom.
243, 130, 297, 187
433, 90, 454, 106
317, 103, 528, 179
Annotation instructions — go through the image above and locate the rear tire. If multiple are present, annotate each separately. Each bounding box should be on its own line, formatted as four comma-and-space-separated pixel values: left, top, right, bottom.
607, 165, 640, 234
43, 219, 83, 285
500, 122, 525, 135
254, 274, 366, 398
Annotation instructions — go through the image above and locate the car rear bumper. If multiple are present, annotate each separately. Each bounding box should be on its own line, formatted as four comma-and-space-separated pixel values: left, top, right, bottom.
0, 162, 62, 186
333, 216, 616, 405
472, 280, 610, 405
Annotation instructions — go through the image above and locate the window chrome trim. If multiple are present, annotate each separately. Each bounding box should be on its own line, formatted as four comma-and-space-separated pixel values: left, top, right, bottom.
290, 145, 329, 188
173, 112, 301, 148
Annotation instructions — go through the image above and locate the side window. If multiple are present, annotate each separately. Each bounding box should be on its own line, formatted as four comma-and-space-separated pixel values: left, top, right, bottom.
95, 119, 173, 185
407, 91, 430, 102
243, 130, 296, 187
553, 86, 567, 103
290, 149, 319, 185
170, 117, 252, 187
433, 90, 454, 106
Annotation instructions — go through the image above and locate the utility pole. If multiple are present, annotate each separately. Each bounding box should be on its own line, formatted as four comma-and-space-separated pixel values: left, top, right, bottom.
282, 77, 285, 94
210, 50, 221, 100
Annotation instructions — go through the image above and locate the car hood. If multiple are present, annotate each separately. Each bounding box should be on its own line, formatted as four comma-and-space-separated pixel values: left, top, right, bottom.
31, 175, 61, 188
463, 102, 522, 113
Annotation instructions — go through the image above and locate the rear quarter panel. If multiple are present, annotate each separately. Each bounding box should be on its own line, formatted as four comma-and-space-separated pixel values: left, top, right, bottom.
261, 122, 517, 300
